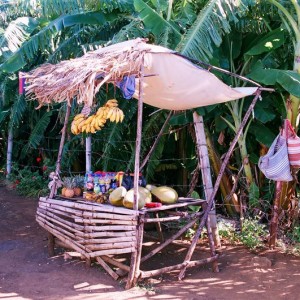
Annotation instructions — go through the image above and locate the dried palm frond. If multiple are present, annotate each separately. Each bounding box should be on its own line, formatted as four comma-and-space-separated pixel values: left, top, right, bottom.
24, 38, 148, 108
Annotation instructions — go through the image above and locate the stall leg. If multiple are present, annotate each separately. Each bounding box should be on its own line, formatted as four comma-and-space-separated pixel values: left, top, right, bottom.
206, 215, 219, 272
48, 233, 55, 257
155, 212, 164, 243
126, 216, 144, 289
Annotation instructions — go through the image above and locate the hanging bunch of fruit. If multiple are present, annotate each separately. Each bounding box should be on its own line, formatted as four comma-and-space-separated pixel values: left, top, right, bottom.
71, 99, 124, 135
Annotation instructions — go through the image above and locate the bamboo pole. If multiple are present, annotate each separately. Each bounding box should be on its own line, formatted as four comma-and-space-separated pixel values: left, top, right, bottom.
101, 255, 131, 272
140, 110, 173, 171
40, 197, 139, 215
50, 104, 71, 199
133, 57, 144, 211
39, 200, 138, 220
87, 242, 135, 251
79, 236, 136, 245
89, 247, 135, 258
80, 231, 136, 239
126, 57, 145, 289
86, 136, 92, 173
178, 90, 262, 280
141, 218, 198, 263
193, 112, 221, 247
95, 257, 119, 280
74, 218, 137, 225
133, 215, 145, 286
140, 255, 219, 279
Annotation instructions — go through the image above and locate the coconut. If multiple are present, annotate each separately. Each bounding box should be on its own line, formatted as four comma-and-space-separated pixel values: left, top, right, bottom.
123, 187, 150, 209
109, 186, 127, 206
151, 186, 178, 204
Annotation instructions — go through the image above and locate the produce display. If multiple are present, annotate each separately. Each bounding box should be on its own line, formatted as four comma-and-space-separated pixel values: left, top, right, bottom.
71, 99, 124, 135
60, 171, 178, 209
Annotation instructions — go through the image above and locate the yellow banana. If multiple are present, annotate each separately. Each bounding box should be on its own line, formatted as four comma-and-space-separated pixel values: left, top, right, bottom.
119, 110, 124, 122
77, 119, 86, 131
81, 125, 87, 132
106, 108, 114, 120
110, 108, 117, 122
84, 115, 94, 125
74, 114, 85, 121
106, 99, 118, 108
115, 108, 120, 123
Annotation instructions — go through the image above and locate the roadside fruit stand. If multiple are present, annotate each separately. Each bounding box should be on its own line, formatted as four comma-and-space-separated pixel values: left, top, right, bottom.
22, 38, 270, 289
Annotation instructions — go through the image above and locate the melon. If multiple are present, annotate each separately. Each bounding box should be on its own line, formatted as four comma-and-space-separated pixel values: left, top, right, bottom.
145, 184, 157, 192
123, 187, 150, 209
109, 186, 127, 206
151, 186, 178, 204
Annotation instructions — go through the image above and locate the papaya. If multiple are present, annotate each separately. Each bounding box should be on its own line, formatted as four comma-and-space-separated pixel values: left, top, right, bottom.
109, 186, 127, 206
123, 187, 151, 209
151, 186, 178, 204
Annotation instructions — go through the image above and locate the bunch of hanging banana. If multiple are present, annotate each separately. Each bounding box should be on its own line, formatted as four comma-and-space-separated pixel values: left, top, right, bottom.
71, 99, 125, 135
104, 99, 125, 123
71, 114, 86, 135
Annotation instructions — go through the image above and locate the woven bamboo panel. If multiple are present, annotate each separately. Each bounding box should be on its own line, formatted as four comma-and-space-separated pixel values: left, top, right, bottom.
36, 197, 138, 258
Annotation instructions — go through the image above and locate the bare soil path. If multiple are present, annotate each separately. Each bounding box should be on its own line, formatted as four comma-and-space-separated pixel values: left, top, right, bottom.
1, 186, 300, 300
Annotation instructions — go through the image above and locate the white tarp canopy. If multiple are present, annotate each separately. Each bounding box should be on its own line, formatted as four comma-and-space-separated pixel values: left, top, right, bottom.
129, 40, 258, 110
24, 38, 258, 110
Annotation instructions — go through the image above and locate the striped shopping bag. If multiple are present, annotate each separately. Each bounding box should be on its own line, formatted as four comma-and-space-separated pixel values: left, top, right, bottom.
284, 119, 300, 168
258, 134, 293, 182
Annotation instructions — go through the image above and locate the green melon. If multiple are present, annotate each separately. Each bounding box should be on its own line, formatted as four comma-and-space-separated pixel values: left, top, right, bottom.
123, 187, 150, 209
151, 186, 178, 204
109, 186, 127, 206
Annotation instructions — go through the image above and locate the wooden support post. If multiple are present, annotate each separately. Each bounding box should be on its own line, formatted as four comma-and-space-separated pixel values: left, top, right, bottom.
126, 58, 145, 289
49, 104, 71, 199
154, 212, 164, 242
126, 215, 145, 289
178, 91, 262, 280
193, 112, 221, 248
86, 136, 92, 173
48, 233, 55, 257
48, 104, 71, 255
133, 58, 144, 210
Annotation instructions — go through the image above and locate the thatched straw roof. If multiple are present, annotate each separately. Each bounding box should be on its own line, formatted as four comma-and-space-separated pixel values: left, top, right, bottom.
23, 38, 258, 110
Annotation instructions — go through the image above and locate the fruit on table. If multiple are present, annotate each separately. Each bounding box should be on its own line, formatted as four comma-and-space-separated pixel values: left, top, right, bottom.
151, 186, 178, 204
145, 184, 157, 192
109, 186, 127, 206
123, 187, 150, 209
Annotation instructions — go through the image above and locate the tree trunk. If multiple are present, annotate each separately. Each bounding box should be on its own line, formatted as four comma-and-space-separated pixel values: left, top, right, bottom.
6, 128, 13, 177
193, 112, 221, 247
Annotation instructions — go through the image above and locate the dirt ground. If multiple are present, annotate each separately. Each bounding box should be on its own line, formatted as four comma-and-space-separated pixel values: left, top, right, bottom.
1, 186, 300, 300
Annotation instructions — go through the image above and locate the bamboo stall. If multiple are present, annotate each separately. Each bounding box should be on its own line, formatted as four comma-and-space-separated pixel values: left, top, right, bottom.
22, 38, 271, 289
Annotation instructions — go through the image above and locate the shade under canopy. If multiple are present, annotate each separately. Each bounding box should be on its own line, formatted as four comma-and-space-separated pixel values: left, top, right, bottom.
23, 38, 258, 110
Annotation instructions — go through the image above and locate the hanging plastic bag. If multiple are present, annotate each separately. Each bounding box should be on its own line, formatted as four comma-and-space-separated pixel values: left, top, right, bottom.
258, 134, 293, 181
283, 119, 300, 168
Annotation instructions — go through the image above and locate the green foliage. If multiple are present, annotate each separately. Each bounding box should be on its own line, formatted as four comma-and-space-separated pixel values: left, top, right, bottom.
6, 166, 50, 198
237, 217, 268, 250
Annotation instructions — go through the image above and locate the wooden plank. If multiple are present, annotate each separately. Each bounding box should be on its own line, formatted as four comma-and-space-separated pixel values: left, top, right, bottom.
95, 257, 119, 280
101, 256, 130, 272
39, 201, 137, 220
87, 241, 135, 251
141, 218, 198, 263
140, 255, 219, 279
40, 197, 139, 216
78, 236, 136, 244
74, 217, 137, 225
89, 247, 135, 258
79, 231, 136, 239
